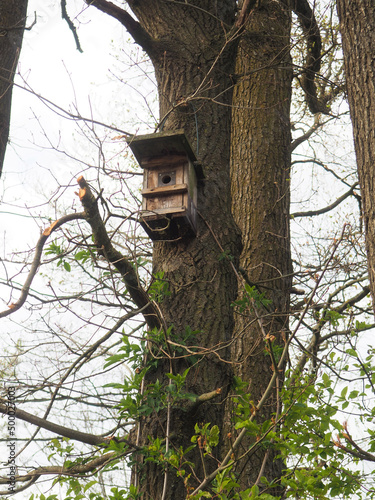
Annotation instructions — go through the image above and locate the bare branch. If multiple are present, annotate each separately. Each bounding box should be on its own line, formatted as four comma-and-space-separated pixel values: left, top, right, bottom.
0, 403, 109, 446
334, 286, 370, 314
0, 74, 133, 137
77, 176, 161, 330
190, 225, 347, 496
85, 0, 154, 54
0, 452, 118, 491
291, 182, 359, 218
235, 0, 257, 28
0, 1, 28, 177
0, 213, 85, 319
61, 0, 83, 53
0, 476, 39, 495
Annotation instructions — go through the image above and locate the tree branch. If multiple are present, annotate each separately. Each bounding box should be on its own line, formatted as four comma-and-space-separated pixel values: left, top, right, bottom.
85, 0, 154, 54
77, 176, 161, 330
235, 0, 257, 28
0, 452, 118, 491
291, 113, 323, 152
0, 476, 39, 495
0, 213, 85, 319
0, 403, 109, 446
334, 422, 375, 463
0, 73, 132, 137
292, 0, 329, 114
0, 1, 28, 177
291, 182, 359, 218
12, 311, 138, 461
61, 0, 83, 52
334, 286, 370, 315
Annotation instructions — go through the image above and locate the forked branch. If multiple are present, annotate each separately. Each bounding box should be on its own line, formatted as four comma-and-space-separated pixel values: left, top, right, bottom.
0, 213, 85, 319
77, 176, 161, 330
0, 451, 118, 491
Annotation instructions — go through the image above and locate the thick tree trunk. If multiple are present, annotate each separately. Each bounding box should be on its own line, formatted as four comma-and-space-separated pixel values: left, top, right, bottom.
93, 1, 293, 497
126, 2, 241, 498
0, 0, 28, 177
229, 0, 292, 493
336, 1, 375, 315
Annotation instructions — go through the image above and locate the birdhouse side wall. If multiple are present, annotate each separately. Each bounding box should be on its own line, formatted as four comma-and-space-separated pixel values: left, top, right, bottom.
187, 160, 198, 206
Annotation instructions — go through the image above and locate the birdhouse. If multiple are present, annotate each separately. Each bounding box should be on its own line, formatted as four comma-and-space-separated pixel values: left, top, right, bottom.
128, 130, 204, 240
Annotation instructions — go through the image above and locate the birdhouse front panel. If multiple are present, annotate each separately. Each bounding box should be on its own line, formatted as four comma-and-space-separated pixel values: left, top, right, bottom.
127, 130, 203, 240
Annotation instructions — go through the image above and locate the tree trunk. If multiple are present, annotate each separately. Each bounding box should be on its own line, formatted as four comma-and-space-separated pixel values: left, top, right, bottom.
92, 0, 293, 497
0, 0, 28, 177
229, 0, 292, 493
126, 2, 241, 498
336, 1, 375, 314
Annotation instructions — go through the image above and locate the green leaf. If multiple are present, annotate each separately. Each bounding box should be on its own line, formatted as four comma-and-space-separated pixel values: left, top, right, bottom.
83, 481, 97, 492
235, 419, 259, 434
348, 390, 359, 399
340, 386, 348, 398
322, 372, 331, 387
345, 348, 357, 358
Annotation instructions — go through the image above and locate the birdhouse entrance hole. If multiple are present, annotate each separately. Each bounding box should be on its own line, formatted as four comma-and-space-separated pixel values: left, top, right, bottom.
158, 171, 176, 187
127, 130, 204, 241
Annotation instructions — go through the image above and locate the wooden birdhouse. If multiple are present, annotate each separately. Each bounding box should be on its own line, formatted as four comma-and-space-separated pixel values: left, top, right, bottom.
128, 130, 203, 240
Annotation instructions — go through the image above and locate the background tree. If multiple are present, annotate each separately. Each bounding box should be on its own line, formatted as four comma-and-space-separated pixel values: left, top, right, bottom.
1, 1, 375, 499
336, 0, 375, 313
0, 0, 28, 176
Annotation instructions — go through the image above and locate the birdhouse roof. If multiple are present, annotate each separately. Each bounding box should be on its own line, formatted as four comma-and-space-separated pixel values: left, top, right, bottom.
128, 130, 202, 175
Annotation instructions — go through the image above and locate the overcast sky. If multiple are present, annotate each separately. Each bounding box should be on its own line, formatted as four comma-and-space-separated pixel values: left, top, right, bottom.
0, 0, 157, 253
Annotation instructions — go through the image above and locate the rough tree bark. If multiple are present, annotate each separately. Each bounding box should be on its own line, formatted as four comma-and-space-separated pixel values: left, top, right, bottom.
119, 3, 241, 497
336, 0, 375, 316
88, 0, 292, 497
0, 0, 28, 177
229, 0, 292, 492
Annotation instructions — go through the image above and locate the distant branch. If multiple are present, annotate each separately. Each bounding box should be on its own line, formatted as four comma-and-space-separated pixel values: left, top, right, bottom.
291, 113, 322, 151
291, 182, 359, 218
